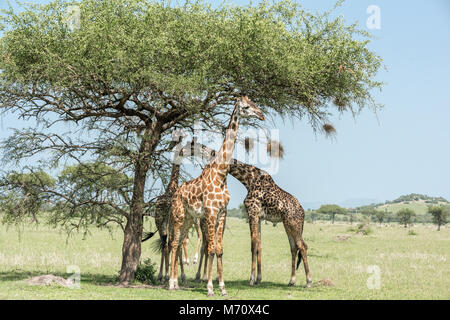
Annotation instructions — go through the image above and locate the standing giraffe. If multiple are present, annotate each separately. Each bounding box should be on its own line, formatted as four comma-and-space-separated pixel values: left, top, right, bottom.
141, 144, 187, 283
186, 141, 312, 288
168, 95, 265, 296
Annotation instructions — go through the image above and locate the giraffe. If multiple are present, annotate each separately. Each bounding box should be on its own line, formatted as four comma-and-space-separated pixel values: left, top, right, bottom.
141, 143, 187, 283
168, 95, 265, 296
185, 141, 312, 288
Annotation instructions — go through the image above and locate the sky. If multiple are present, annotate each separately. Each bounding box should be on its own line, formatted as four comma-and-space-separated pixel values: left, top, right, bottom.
0, 0, 449, 209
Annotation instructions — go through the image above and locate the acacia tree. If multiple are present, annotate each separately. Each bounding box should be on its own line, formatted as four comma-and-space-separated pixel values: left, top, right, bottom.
317, 204, 347, 224
0, 0, 383, 283
397, 208, 415, 228
428, 206, 448, 231
374, 210, 386, 225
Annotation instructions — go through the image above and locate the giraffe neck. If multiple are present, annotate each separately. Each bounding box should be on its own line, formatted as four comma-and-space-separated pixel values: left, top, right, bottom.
166, 162, 180, 193
193, 142, 255, 190
166, 148, 183, 193
213, 105, 240, 175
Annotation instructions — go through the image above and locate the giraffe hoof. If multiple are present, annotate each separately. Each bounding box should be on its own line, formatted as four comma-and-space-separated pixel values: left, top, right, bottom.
207, 291, 214, 297
288, 281, 295, 286
249, 280, 255, 286
221, 290, 228, 296
181, 275, 187, 285
306, 279, 312, 288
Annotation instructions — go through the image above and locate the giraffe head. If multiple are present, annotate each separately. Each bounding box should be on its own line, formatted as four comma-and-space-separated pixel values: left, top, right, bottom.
237, 95, 265, 121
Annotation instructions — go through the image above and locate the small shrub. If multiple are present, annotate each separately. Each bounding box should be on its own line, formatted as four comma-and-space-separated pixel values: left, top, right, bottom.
408, 229, 418, 236
134, 258, 157, 285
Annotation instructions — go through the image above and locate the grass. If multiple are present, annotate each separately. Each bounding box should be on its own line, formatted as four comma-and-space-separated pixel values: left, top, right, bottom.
0, 218, 449, 299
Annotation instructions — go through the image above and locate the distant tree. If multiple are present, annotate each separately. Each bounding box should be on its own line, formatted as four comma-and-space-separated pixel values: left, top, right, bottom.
374, 210, 386, 225
360, 207, 377, 217
310, 210, 318, 224
349, 213, 355, 225
428, 206, 448, 231
317, 204, 347, 224
397, 208, 416, 228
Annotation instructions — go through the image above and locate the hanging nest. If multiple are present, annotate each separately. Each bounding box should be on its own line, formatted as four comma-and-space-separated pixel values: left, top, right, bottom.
266, 139, 284, 159
322, 123, 337, 138
333, 96, 348, 111
244, 137, 255, 153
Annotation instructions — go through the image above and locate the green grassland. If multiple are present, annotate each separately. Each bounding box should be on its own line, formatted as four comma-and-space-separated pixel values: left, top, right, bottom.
0, 218, 449, 299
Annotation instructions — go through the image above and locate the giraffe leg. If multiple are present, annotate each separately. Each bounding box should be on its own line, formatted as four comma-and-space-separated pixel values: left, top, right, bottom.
169, 237, 180, 290
205, 207, 218, 297
193, 220, 202, 264
183, 237, 190, 265
179, 246, 186, 285
256, 219, 262, 285
157, 247, 164, 283
247, 209, 261, 286
197, 218, 209, 282
195, 238, 205, 282
195, 220, 207, 282
215, 208, 227, 296
164, 239, 170, 282
297, 238, 312, 288
202, 238, 208, 282
287, 235, 297, 286
169, 200, 183, 291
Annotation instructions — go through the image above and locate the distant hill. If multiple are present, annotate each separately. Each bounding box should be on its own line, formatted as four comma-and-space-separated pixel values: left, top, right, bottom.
386, 193, 448, 204
353, 193, 449, 215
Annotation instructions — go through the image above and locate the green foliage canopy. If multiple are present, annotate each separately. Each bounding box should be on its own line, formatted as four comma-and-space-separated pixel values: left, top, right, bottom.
397, 208, 416, 228
428, 205, 448, 231
317, 204, 347, 223
0, 0, 383, 130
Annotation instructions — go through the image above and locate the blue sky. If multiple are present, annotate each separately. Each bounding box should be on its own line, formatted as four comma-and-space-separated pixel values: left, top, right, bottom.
1, 0, 449, 209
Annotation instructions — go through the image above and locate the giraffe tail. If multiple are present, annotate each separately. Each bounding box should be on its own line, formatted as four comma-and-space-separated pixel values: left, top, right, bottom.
296, 239, 308, 270
150, 234, 167, 253
296, 251, 302, 270
142, 231, 157, 242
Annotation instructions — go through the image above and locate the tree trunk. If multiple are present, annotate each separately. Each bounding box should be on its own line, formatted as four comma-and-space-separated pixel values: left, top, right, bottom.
331, 213, 335, 224
118, 125, 162, 284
